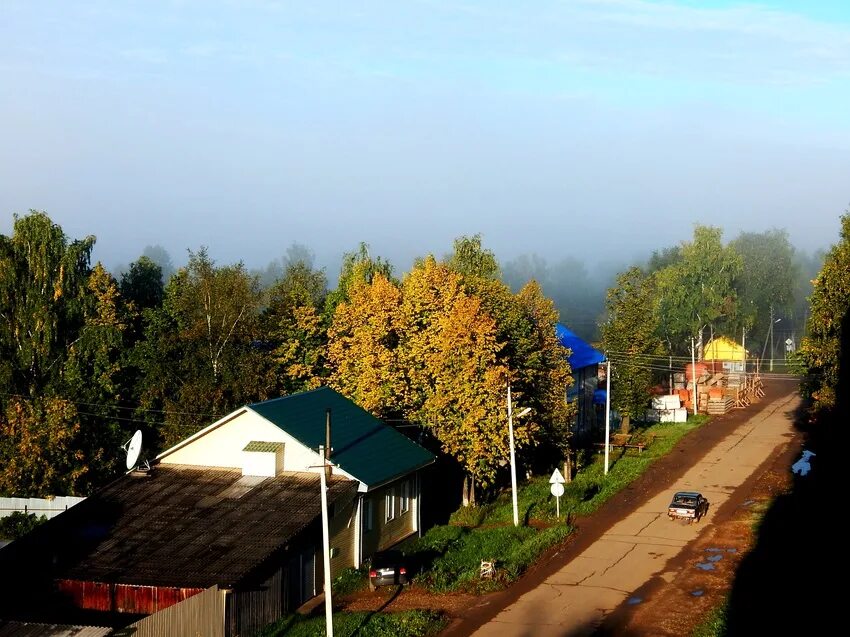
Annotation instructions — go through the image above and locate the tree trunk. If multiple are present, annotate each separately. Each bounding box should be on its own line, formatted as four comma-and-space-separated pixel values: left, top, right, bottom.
462, 475, 470, 507
620, 413, 631, 435
563, 450, 573, 484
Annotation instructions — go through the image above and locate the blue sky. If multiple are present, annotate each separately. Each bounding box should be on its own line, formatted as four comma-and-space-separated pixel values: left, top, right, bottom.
1, 0, 848, 275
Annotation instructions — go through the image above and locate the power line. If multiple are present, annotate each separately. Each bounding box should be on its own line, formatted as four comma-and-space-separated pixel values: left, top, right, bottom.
0, 392, 225, 420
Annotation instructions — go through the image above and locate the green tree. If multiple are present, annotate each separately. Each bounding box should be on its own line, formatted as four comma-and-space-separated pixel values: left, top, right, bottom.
324, 243, 394, 321
141, 244, 175, 284
264, 258, 329, 393
729, 229, 797, 349
601, 267, 664, 433
655, 226, 743, 358
133, 248, 274, 448
120, 256, 164, 312
0, 397, 89, 496
60, 264, 128, 488
445, 234, 500, 280
645, 246, 682, 273
0, 511, 46, 540
0, 212, 129, 495
0, 210, 94, 398
512, 280, 575, 478
800, 213, 850, 411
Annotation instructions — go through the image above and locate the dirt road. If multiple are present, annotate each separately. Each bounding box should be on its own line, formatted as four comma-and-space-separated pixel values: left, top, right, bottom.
447, 382, 801, 637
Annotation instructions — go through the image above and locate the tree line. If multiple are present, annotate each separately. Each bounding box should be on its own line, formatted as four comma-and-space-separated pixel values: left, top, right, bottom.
0, 209, 831, 503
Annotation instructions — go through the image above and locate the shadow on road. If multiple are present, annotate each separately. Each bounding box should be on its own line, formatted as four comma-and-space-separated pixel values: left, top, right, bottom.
722, 313, 845, 635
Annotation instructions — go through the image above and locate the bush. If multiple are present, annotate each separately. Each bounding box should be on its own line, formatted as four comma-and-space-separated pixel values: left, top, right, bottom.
332, 566, 368, 596
0, 511, 46, 540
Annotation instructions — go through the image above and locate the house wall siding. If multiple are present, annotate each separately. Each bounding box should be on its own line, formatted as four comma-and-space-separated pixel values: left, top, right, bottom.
360, 477, 417, 557
329, 498, 357, 578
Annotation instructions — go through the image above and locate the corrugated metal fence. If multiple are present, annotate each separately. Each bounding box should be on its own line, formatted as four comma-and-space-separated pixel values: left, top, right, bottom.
117, 585, 224, 637
0, 497, 85, 520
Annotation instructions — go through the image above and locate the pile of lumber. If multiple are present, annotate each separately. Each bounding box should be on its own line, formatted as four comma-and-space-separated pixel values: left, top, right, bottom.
707, 395, 735, 414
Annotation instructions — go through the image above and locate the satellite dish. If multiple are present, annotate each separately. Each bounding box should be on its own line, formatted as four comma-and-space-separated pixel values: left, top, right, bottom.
125, 430, 143, 470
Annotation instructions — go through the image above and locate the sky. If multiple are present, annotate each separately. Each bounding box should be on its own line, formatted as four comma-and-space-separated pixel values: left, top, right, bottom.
1, 0, 849, 277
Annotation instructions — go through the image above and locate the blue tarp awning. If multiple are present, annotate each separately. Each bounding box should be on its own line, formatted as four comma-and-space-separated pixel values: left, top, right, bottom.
556, 323, 606, 371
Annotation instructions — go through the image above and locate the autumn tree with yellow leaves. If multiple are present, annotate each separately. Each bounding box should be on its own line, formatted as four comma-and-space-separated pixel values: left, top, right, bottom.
328, 251, 572, 505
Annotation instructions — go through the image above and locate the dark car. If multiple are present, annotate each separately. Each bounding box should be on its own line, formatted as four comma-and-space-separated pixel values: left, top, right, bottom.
368, 549, 409, 591
667, 491, 709, 523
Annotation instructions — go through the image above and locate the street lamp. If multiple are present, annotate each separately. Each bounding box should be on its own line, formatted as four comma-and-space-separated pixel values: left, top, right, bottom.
507, 383, 531, 527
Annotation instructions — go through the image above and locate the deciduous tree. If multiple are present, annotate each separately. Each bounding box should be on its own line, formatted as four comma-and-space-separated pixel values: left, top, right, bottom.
655, 226, 742, 358
601, 267, 664, 433
800, 213, 850, 411
730, 229, 797, 348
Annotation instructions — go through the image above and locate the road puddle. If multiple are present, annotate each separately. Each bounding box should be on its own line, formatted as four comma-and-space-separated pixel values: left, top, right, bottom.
691, 589, 704, 597
627, 596, 642, 605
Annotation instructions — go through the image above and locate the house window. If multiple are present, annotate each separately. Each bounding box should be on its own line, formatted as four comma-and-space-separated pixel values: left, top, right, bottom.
385, 489, 395, 522
400, 480, 410, 514
363, 498, 374, 533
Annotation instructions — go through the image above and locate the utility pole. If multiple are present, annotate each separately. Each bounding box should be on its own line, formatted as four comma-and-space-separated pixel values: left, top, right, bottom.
604, 359, 611, 476
507, 383, 519, 527
691, 337, 697, 416
317, 445, 334, 637
769, 304, 775, 372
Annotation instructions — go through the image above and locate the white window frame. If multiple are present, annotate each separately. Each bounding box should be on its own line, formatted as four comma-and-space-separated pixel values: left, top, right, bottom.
400, 480, 410, 514
385, 489, 396, 522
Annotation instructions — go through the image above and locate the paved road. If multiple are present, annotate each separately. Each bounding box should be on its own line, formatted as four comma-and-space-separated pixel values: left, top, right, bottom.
469, 389, 800, 637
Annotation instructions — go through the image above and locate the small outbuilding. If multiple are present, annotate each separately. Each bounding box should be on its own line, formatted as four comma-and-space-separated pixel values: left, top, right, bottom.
703, 336, 748, 373
556, 323, 606, 440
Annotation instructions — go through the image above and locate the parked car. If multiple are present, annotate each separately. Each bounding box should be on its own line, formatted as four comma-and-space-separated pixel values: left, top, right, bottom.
368, 549, 409, 591
667, 491, 709, 523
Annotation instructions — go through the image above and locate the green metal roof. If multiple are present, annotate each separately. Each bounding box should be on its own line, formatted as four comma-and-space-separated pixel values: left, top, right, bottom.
249, 387, 435, 488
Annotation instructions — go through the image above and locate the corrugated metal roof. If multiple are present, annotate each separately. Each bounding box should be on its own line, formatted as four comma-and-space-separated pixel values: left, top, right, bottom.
0, 465, 358, 590
0, 621, 111, 637
249, 387, 435, 487
242, 441, 282, 453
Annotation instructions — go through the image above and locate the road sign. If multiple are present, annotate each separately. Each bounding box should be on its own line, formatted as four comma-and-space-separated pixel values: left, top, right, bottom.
549, 468, 565, 484
550, 479, 565, 518
550, 482, 564, 497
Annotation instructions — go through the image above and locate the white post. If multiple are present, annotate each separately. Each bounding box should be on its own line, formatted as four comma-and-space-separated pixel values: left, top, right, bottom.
318, 445, 334, 637
604, 359, 611, 476
769, 304, 775, 372
507, 383, 519, 527
691, 337, 697, 416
